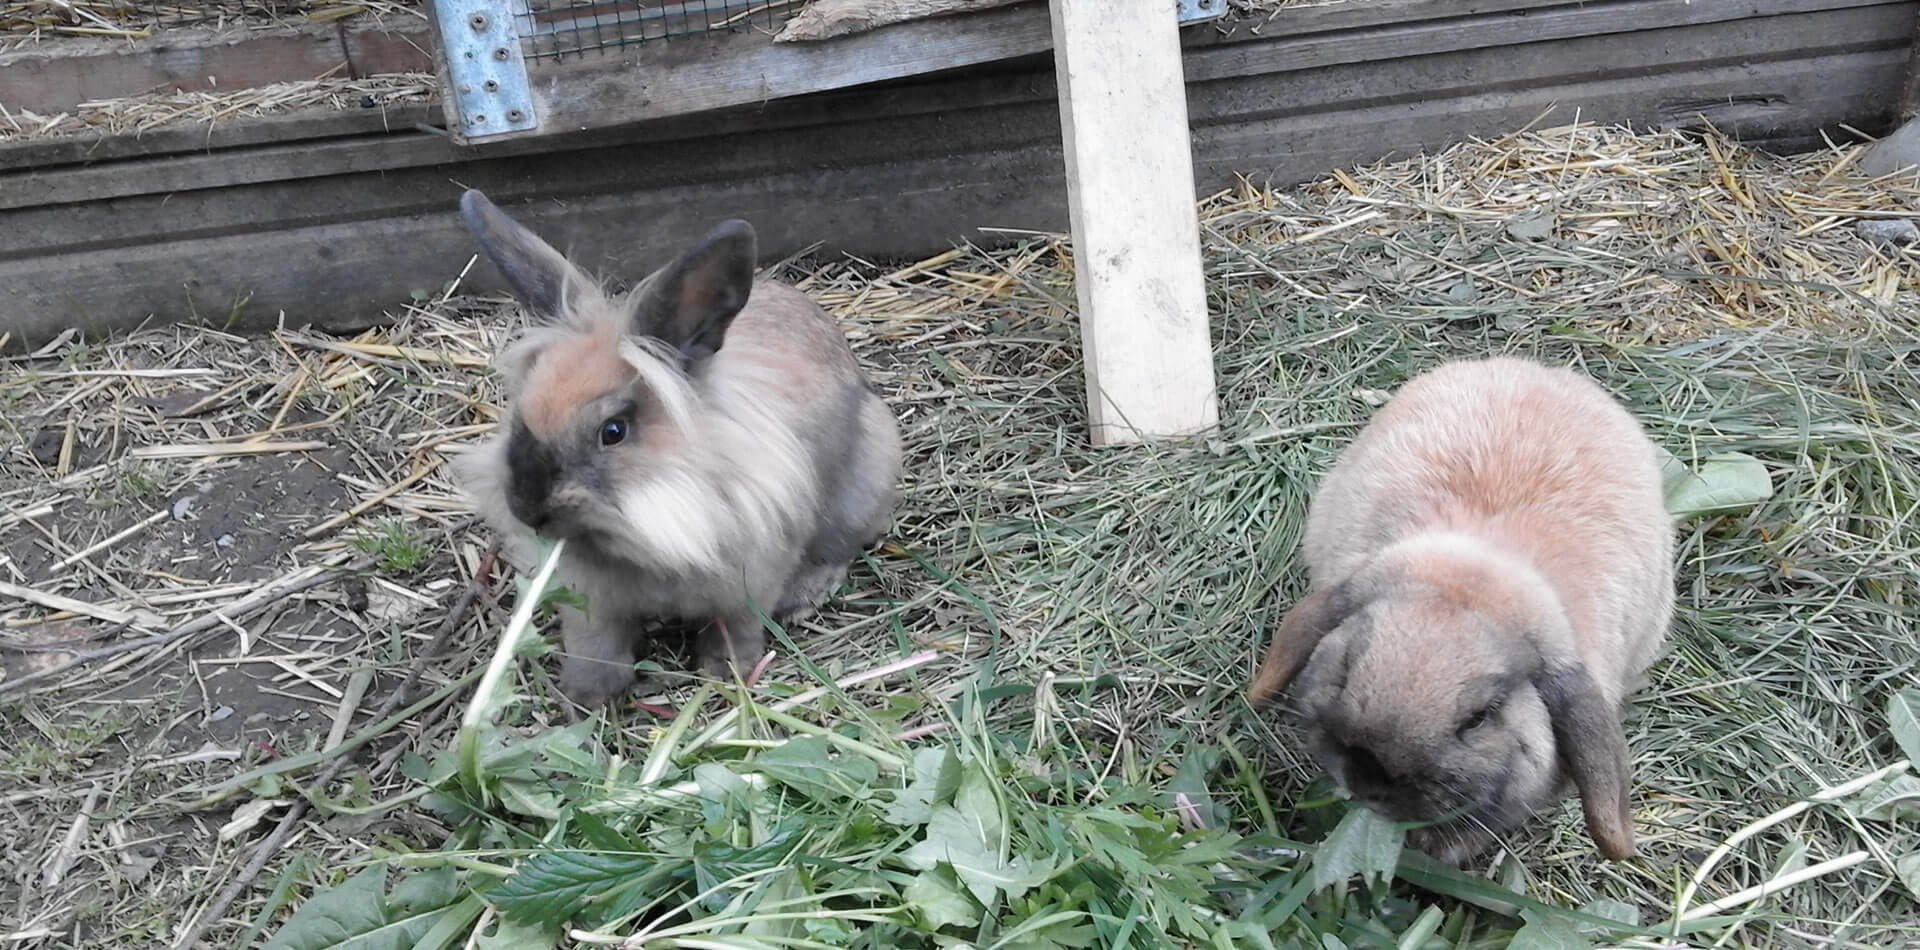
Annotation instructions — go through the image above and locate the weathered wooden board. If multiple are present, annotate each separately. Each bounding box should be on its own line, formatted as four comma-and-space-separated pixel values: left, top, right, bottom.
468, 0, 1901, 143
15, 0, 1906, 206
7, 1, 1903, 256
1049, 0, 1218, 444
776, 0, 1027, 41
0, 1, 1910, 348
0, 23, 435, 114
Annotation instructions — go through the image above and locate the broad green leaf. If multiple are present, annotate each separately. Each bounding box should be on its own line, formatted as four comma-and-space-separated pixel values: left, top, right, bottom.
805, 917, 859, 943
264, 864, 462, 950
391, 867, 460, 914
693, 830, 804, 902
1888, 690, 1920, 764
1842, 774, 1920, 822
997, 908, 1098, 949
497, 778, 565, 822
488, 851, 661, 927
570, 810, 637, 853
1771, 835, 1811, 878
1661, 451, 1773, 518
696, 762, 756, 829
905, 866, 980, 930
954, 764, 1004, 843
1573, 898, 1640, 933
1509, 913, 1593, 950
1310, 808, 1403, 891
1395, 853, 1652, 937
755, 736, 880, 802
410, 893, 489, 950
1166, 746, 1227, 830
1896, 852, 1920, 902
885, 748, 961, 827
742, 867, 807, 939
473, 915, 561, 950
901, 805, 1052, 907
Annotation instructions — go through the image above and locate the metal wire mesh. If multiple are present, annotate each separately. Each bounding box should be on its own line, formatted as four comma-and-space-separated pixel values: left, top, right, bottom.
516, 0, 802, 62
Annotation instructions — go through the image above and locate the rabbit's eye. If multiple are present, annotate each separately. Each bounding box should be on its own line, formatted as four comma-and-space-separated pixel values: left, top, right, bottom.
1458, 704, 1498, 737
599, 417, 629, 446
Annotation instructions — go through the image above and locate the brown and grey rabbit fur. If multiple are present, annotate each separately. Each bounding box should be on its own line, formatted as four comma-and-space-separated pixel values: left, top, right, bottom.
1249, 356, 1674, 862
452, 191, 903, 707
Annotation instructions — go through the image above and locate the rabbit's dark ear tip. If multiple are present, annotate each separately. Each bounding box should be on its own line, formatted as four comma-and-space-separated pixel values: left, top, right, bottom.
711, 219, 756, 242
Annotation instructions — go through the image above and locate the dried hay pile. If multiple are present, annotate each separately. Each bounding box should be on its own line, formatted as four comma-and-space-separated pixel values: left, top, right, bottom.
0, 0, 421, 41
0, 73, 435, 141
1, 121, 1916, 947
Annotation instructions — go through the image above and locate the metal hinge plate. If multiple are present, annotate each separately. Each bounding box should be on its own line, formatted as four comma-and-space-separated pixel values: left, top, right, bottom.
430, 0, 538, 141
1176, 0, 1228, 24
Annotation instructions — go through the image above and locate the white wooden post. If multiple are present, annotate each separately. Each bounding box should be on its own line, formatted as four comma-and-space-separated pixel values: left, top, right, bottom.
1049, 0, 1220, 446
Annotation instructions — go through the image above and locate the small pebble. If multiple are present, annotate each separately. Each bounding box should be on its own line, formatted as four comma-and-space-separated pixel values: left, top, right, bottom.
28, 430, 62, 466
1854, 219, 1920, 247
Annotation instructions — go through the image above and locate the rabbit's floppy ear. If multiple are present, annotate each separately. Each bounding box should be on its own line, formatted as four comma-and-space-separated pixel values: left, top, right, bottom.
629, 219, 758, 365
1535, 663, 1637, 859
459, 190, 599, 318
1249, 582, 1357, 707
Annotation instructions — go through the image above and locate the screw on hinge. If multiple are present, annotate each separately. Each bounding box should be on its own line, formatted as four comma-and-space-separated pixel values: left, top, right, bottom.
493, 47, 510, 61
507, 109, 526, 122
483, 79, 500, 92
469, 13, 487, 29
472, 114, 487, 125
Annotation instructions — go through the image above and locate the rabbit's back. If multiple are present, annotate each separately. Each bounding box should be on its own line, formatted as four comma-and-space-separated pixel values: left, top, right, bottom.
1301, 357, 1674, 690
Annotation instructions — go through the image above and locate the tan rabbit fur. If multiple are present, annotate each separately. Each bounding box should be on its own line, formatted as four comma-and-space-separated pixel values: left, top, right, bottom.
452, 191, 902, 707
1249, 356, 1674, 862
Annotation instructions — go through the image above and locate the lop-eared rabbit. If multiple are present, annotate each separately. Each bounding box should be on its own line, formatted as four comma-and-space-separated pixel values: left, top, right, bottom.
452, 191, 902, 707
1249, 356, 1674, 861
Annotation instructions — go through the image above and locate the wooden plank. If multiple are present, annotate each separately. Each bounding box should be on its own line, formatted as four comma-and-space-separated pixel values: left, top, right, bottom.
1190, 51, 1905, 186
1187, 3, 1913, 122
1899, 8, 1920, 119
775, 0, 1027, 40
2, 0, 1890, 164
26, 0, 1900, 206
489, 0, 1898, 142
5, 1, 1903, 226
482, 0, 1548, 141
0, 43, 1898, 349
1049, 0, 1218, 444
0, 23, 434, 115
0, 104, 439, 174
1182, 0, 1906, 84
342, 22, 437, 75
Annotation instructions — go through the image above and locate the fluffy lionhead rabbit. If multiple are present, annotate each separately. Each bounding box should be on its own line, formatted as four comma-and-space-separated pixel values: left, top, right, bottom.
1249, 357, 1674, 862
452, 190, 903, 707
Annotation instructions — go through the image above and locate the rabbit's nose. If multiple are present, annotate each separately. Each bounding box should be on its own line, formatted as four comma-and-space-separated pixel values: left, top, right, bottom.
508, 492, 550, 531
1347, 745, 1394, 786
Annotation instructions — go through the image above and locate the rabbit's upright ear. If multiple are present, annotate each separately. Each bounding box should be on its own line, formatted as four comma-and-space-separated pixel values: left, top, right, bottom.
1249, 582, 1356, 707
460, 190, 599, 318
629, 219, 758, 365
1535, 663, 1637, 859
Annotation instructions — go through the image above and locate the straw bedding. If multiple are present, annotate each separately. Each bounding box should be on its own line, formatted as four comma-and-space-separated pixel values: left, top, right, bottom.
1, 121, 1916, 946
